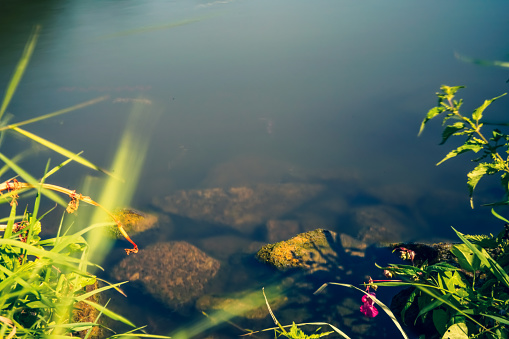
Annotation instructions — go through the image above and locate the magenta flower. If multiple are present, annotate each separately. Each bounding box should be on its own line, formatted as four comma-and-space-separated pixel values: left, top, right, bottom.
360, 292, 378, 318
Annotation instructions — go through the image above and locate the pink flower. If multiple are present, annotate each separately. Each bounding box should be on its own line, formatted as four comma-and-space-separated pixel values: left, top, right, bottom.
360, 292, 378, 318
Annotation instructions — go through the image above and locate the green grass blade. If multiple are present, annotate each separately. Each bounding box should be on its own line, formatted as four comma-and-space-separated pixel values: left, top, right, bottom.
0, 25, 41, 120
42, 151, 84, 180
480, 313, 509, 326
51, 222, 112, 255
0, 238, 95, 267
242, 322, 350, 339
75, 281, 128, 302
82, 300, 136, 328
314, 282, 409, 339
452, 227, 509, 288
0, 151, 67, 207
0, 96, 109, 132
0, 149, 33, 178
10, 127, 120, 179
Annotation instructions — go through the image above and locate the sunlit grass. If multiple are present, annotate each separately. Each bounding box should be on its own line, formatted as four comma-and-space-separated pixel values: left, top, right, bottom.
0, 25, 170, 338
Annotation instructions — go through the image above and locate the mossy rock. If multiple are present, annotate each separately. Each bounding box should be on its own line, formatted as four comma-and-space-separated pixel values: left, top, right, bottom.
107, 208, 159, 239
256, 229, 338, 270
196, 293, 287, 320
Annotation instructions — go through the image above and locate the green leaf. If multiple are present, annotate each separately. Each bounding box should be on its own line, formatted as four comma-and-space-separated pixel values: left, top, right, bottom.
501, 172, 509, 197
472, 93, 506, 122
433, 309, 449, 336
415, 297, 445, 325
437, 142, 484, 166
452, 227, 509, 289
414, 285, 485, 331
439, 85, 465, 102
442, 322, 468, 339
419, 106, 446, 136
440, 122, 465, 145
401, 288, 418, 325
467, 163, 499, 208
451, 243, 485, 272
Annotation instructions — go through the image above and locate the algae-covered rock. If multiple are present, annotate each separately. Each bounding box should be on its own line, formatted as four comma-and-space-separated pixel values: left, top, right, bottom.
196, 277, 294, 320
256, 229, 339, 270
107, 208, 160, 239
112, 241, 220, 309
196, 293, 287, 320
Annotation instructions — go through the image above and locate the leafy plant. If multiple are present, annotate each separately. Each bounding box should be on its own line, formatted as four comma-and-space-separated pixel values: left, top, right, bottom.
367, 86, 509, 338
374, 225, 509, 338
418, 85, 508, 208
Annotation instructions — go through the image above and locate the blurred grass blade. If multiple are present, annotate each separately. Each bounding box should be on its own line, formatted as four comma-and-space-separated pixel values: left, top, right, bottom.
0, 151, 67, 206
82, 300, 136, 328
0, 238, 98, 268
0, 148, 32, 178
0, 96, 109, 132
10, 126, 120, 180
75, 281, 128, 302
0, 25, 41, 121
42, 151, 84, 180
455, 52, 509, 69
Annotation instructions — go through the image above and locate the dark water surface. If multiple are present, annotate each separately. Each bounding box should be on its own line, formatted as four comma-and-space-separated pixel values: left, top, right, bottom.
1, 0, 509, 337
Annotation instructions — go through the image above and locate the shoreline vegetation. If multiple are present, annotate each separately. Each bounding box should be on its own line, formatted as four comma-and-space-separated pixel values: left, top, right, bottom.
0, 26, 169, 338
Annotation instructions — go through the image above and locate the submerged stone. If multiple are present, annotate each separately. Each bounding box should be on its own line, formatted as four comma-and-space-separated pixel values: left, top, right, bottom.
112, 241, 220, 309
107, 208, 161, 239
196, 293, 288, 320
152, 183, 324, 234
256, 229, 344, 270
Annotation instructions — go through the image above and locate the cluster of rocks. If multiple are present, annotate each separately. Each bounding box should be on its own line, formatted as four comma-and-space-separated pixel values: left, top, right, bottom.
104, 161, 476, 337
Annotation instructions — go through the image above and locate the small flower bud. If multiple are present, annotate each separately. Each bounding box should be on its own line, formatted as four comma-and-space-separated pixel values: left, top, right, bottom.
383, 270, 393, 279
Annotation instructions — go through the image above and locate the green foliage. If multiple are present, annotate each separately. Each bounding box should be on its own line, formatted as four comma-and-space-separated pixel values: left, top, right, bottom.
274, 323, 334, 339
419, 85, 509, 208
376, 228, 509, 337
251, 288, 345, 339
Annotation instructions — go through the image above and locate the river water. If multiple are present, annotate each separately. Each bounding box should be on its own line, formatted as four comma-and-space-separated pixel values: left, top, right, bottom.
1, 0, 509, 338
